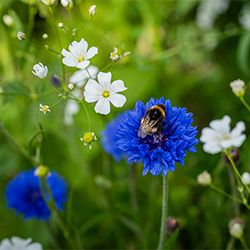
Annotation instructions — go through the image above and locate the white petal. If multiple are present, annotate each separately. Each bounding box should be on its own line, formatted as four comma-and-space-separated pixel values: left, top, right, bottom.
76, 60, 90, 69
94, 98, 110, 115
230, 134, 246, 147
11, 237, 32, 248
230, 121, 246, 137
27, 243, 43, 250
85, 47, 98, 59
109, 93, 126, 107
209, 115, 231, 134
61, 48, 72, 57
78, 38, 88, 55
110, 80, 127, 93
200, 127, 218, 143
219, 139, 234, 149
68, 41, 81, 57
203, 142, 222, 154
0, 239, 12, 249
69, 69, 87, 85
98, 72, 112, 88
85, 79, 103, 92
62, 56, 77, 67
72, 88, 83, 99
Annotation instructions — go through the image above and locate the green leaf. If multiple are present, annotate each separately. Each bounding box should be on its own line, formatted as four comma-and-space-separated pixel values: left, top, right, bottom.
164, 228, 179, 249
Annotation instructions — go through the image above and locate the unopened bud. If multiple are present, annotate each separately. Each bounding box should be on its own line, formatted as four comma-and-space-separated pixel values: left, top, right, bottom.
197, 171, 211, 185
167, 217, 179, 234
34, 165, 51, 178
88, 5, 97, 17
58, 22, 64, 28
230, 79, 246, 97
42, 33, 48, 39
80, 132, 97, 149
3, 14, 14, 27
17, 31, 26, 40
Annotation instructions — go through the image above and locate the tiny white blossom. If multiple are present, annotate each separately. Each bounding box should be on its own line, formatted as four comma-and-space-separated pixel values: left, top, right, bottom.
110, 47, 131, 61
241, 172, 250, 185
68, 83, 74, 90
58, 22, 64, 28
84, 72, 127, 115
229, 223, 243, 239
61, 0, 73, 8
17, 31, 26, 40
110, 47, 119, 61
197, 171, 211, 185
3, 15, 14, 27
42, 0, 56, 6
39, 104, 50, 115
61, 38, 98, 69
88, 5, 97, 17
32, 63, 48, 79
200, 115, 246, 154
230, 79, 245, 97
42, 33, 48, 39
0, 236, 43, 250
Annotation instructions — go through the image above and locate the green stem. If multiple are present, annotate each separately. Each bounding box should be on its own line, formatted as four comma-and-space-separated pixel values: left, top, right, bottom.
46, 78, 62, 95
209, 183, 243, 204
100, 62, 112, 72
239, 96, 250, 113
0, 121, 37, 165
157, 174, 169, 250
85, 67, 93, 79
129, 164, 139, 212
75, 17, 93, 35
240, 236, 249, 250
26, 40, 60, 55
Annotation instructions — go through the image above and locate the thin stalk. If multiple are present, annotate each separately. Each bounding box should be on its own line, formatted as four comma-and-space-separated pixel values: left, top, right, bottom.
26, 40, 60, 55
129, 164, 139, 212
157, 174, 169, 250
240, 236, 249, 250
85, 68, 93, 79
46, 78, 62, 95
239, 96, 250, 113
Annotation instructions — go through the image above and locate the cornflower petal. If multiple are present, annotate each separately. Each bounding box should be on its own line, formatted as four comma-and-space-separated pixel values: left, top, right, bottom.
95, 97, 111, 114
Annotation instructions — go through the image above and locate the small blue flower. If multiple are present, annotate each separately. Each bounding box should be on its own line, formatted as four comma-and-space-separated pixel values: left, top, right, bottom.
5, 168, 68, 220
101, 111, 128, 162
117, 97, 199, 176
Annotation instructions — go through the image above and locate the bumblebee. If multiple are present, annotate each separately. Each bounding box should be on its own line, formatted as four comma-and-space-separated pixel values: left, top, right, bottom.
138, 104, 166, 138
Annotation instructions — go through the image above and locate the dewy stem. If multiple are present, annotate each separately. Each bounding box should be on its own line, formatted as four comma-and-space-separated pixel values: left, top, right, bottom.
157, 174, 169, 250
239, 96, 250, 113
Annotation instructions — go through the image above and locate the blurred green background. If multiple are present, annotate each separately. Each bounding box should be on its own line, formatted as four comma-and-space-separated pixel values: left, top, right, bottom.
1, 0, 250, 249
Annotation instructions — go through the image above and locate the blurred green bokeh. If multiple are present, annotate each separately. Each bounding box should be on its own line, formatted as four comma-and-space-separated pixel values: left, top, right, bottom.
1, 0, 250, 249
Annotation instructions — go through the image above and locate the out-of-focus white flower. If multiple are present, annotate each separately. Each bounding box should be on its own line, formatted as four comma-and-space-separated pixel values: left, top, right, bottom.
0, 236, 43, 250
229, 222, 243, 239
32, 63, 48, 79
68, 83, 74, 90
61, 38, 98, 69
69, 65, 99, 87
230, 79, 245, 97
110, 47, 131, 61
196, 0, 229, 29
80, 132, 97, 149
84, 72, 127, 115
110, 47, 119, 61
61, 0, 73, 8
88, 5, 97, 17
42, 0, 56, 6
241, 172, 250, 185
42, 33, 48, 39
58, 22, 64, 28
200, 115, 246, 154
239, 3, 250, 30
3, 14, 14, 27
17, 31, 26, 40
39, 104, 50, 115
197, 171, 211, 185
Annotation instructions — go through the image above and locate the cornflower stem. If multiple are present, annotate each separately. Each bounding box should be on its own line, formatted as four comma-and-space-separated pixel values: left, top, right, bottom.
26, 40, 60, 55
129, 164, 139, 212
46, 78, 62, 95
209, 183, 243, 204
40, 178, 74, 248
85, 67, 93, 79
0, 121, 37, 165
240, 235, 249, 250
227, 152, 250, 194
239, 96, 250, 113
49, 7, 66, 84
157, 174, 169, 250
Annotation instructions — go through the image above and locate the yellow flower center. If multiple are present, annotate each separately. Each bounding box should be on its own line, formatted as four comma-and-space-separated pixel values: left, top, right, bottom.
102, 90, 110, 98
78, 56, 85, 62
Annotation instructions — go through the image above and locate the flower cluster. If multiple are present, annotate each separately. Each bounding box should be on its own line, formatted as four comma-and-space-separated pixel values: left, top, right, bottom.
116, 97, 199, 176
5, 168, 68, 220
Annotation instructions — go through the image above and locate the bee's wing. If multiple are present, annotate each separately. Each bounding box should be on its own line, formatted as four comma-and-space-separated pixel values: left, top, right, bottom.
138, 128, 148, 138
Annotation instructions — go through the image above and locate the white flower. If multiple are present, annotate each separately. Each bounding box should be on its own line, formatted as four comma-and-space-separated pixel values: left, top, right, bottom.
69, 65, 99, 87
110, 47, 131, 61
84, 72, 127, 115
42, 33, 48, 39
197, 171, 212, 185
42, 0, 56, 6
110, 47, 119, 61
17, 31, 26, 40
239, 3, 250, 30
3, 15, 14, 27
200, 115, 246, 154
61, 0, 73, 8
230, 79, 245, 97
241, 172, 250, 185
32, 63, 48, 79
39, 104, 50, 115
58, 23, 64, 28
88, 5, 97, 17
61, 38, 98, 69
0, 236, 43, 250
229, 223, 243, 239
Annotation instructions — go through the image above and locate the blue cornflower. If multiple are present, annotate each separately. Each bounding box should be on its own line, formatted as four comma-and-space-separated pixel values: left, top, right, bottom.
117, 97, 199, 176
101, 111, 128, 162
5, 168, 68, 220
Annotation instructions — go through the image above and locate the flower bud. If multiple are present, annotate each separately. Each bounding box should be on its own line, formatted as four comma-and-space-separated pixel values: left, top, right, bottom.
68, 83, 74, 90
32, 63, 48, 79
34, 165, 50, 178
58, 22, 64, 28
223, 148, 239, 165
230, 79, 246, 97
42, 0, 56, 6
80, 132, 97, 149
61, 0, 73, 9
167, 217, 179, 234
241, 172, 250, 185
17, 31, 26, 40
88, 5, 97, 17
3, 14, 14, 27
42, 33, 48, 39
229, 222, 243, 239
197, 171, 211, 185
